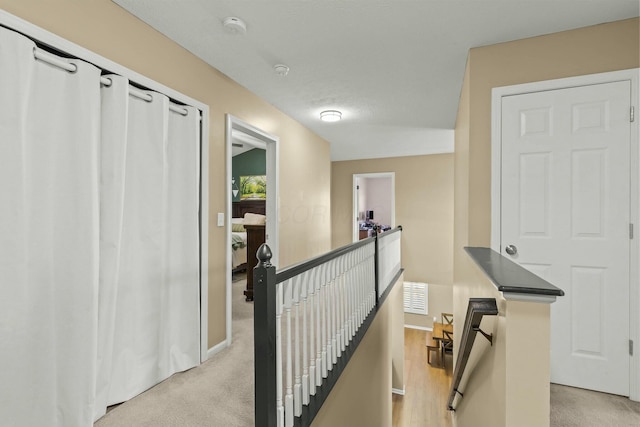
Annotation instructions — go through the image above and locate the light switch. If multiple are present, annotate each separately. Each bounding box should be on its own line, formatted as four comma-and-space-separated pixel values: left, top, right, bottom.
217, 212, 224, 227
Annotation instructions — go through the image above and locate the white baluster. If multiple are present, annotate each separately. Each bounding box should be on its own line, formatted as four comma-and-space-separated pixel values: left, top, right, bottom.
325, 260, 334, 372
363, 248, 368, 323
284, 280, 294, 427
349, 250, 356, 340
342, 254, 349, 349
372, 244, 377, 308
362, 247, 368, 324
358, 248, 364, 327
321, 263, 328, 379
315, 265, 323, 386
293, 275, 302, 416
301, 271, 310, 404
370, 246, 375, 311
343, 254, 350, 343
308, 268, 317, 396
276, 283, 284, 427
333, 258, 339, 364
336, 255, 344, 356
330, 258, 338, 365
367, 248, 373, 312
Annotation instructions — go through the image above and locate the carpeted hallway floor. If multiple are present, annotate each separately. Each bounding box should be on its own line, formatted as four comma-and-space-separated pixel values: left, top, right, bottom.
94, 273, 255, 427
550, 383, 640, 427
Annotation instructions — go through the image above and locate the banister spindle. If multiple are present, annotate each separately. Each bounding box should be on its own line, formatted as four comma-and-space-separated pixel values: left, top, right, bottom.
308, 267, 317, 396
315, 264, 322, 386
330, 258, 337, 366
293, 275, 302, 416
325, 260, 333, 372
348, 250, 356, 340
300, 271, 310, 405
320, 263, 328, 379
357, 247, 364, 328
283, 280, 293, 427
336, 254, 345, 355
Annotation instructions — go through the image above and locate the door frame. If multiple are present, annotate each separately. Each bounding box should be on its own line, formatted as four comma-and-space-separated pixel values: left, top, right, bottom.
490, 68, 640, 401
225, 115, 279, 348
352, 172, 396, 242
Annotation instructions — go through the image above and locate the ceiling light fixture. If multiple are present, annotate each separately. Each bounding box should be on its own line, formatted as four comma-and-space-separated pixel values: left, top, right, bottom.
320, 110, 342, 122
274, 64, 290, 77
222, 17, 247, 35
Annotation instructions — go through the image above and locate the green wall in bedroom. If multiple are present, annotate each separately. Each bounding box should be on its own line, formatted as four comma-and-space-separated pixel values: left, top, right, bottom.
232, 148, 266, 202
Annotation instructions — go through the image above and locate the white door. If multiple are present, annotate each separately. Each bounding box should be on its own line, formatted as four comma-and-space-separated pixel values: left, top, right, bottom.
500, 81, 631, 395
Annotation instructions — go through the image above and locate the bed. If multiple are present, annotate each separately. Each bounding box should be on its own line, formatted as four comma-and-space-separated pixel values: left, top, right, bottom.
231, 221, 248, 270
231, 200, 266, 301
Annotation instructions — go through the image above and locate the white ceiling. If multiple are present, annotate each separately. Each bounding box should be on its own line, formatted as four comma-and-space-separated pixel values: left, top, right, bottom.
113, 0, 639, 161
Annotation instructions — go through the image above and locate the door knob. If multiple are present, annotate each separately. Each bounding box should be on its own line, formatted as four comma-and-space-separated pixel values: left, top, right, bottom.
505, 244, 518, 256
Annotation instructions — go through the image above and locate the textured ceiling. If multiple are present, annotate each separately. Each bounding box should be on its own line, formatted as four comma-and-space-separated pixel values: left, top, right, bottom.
113, 0, 639, 161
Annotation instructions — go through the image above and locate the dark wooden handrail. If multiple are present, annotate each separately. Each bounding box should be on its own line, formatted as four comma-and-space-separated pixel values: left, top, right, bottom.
275, 226, 402, 283
447, 298, 498, 411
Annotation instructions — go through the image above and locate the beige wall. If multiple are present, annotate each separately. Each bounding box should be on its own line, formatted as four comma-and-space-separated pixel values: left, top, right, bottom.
404, 282, 453, 329
453, 18, 639, 426
311, 274, 403, 427
452, 264, 552, 427
0, 0, 332, 349
332, 154, 454, 328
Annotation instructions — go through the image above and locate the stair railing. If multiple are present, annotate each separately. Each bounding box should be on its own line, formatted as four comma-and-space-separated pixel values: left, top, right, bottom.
447, 298, 499, 411
253, 226, 403, 427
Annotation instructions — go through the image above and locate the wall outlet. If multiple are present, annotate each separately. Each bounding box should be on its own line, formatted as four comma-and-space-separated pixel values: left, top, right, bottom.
433, 316, 437, 323
217, 212, 224, 227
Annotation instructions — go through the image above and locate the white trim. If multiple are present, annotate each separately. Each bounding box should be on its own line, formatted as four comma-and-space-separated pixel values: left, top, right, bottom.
226, 115, 280, 346
491, 68, 640, 401
207, 340, 229, 359
199, 109, 210, 362
502, 293, 557, 304
404, 324, 433, 332
352, 172, 396, 242
225, 115, 234, 348
392, 388, 406, 396
0, 9, 211, 364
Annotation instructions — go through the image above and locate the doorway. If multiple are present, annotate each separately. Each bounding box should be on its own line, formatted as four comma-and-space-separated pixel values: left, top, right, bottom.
225, 115, 279, 346
352, 173, 396, 242
491, 69, 639, 400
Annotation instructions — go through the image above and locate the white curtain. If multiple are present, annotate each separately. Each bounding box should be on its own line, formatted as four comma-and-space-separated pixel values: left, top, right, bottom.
97, 77, 201, 412
0, 27, 201, 427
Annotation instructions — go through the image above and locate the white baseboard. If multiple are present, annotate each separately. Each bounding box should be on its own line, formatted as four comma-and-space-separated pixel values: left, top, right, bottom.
392, 388, 405, 396
404, 324, 433, 332
207, 340, 228, 359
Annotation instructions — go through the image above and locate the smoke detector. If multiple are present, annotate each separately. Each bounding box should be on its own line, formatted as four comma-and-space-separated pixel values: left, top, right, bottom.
222, 17, 247, 35
274, 64, 290, 77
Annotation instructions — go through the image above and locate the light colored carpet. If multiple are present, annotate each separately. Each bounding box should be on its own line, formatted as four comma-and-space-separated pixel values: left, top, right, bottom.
551, 383, 640, 427
94, 273, 254, 427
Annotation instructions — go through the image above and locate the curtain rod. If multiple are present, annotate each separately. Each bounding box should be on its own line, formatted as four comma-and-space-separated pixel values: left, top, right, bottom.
33, 46, 189, 116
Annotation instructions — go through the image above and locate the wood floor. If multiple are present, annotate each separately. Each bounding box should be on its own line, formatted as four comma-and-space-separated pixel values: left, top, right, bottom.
392, 328, 454, 427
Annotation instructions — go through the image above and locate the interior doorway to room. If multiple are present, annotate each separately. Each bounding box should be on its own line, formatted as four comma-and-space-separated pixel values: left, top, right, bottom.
226, 115, 279, 346
352, 173, 396, 242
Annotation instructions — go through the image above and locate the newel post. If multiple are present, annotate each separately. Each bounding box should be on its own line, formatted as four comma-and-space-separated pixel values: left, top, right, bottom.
254, 243, 277, 427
